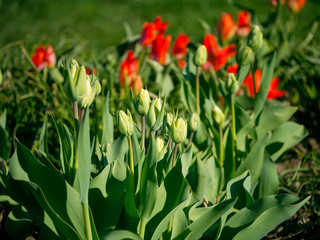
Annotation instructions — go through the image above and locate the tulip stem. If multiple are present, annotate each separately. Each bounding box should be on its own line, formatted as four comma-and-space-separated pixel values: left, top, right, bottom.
72, 101, 79, 121
172, 143, 179, 168
128, 136, 134, 176
187, 132, 195, 150
82, 203, 93, 240
141, 116, 146, 151
219, 125, 224, 167
231, 95, 237, 175
139, 218, 147, 239
251, 61, 257, 98
196, 67, 200, 115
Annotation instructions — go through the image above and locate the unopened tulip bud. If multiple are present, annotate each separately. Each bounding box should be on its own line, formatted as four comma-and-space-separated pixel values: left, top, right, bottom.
156, 137, 167, 160
70, 59, 79, 79
226, 73, 238, 94
135, 89, 150, 116
213, 105, 225, 125
236, 43, 253, 66
189, 113, 200, 132
248, 25, 263, 52
154, 98, 162, 114
194, 45, 208, 67
166, 112, 173, 128
172, 117, 188, 144
78, 77, 92, 109
117, 110, 134, 137
147, 100, 157, 128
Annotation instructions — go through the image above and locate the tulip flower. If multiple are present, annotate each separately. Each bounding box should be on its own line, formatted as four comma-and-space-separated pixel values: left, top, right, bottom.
171, 34, 190, 60
217, 12, 237, 42
236, 11, 251, 37
140, 16, 169, 46
120, 50, 143, 95
202, 34, 236, 71
85, 68, 97, 75
150, 33, 172, 65
286, 0, 306, 12
243, 69, 286, 99
32, 45, 56, 71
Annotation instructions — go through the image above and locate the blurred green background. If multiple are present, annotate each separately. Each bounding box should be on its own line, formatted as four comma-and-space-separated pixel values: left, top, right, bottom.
1, 0, 320, 52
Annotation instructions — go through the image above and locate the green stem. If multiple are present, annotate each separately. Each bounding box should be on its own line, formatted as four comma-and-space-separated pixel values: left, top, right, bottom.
82, 203, 93, 240
128, 136, 134, 175
139, 218, 147, 239
172, 143, 179, 168
72, 101, 79, 121
251, 60, 257, 98
141, 116, 146, 151
219, 125, 224, 167
196, 67, 200, 115
187, 132, 195, 150
230, 95, 237, 177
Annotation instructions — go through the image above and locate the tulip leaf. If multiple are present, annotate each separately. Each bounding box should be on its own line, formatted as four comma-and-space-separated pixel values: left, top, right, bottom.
0, 124, 11, 161
178, 76, 196, 114
253, 52, 277, 116
0, 109, 6, 129
77, 108, 91, 204
102, 230, 142, 240
102, 92, 114, 146
152, 95, 166, 131
171, 208, 189, 239
226, 171, 254, 209
203, 156, 222, 202
237, 64, 250, 87
258, 154, 279, 198
38, 114, 49, 156
106, 136, 128, 164
256, 105, 297, 139
9, 143, 86, 239
140, 134, 158, 221
173, 198, 237, 240
236, 132, 271, 184
266, 122, 308, 161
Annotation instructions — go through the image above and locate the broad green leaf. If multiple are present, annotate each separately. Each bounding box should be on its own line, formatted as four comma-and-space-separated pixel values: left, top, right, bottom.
237, 64, 251, 86
266, 122, 308, 161
5, 205, 33, 239
223, 128, 235, 183
258, 154, 279, 198
203, 156, 222, 202
38, 114, 49, 155
77, 108, 91, 204
0, 195, 18, 207
236, 132, 271, 183
233, 196, 310, 240
152, 96, 166, 131
173, 198, 237, 240
253, 52, 277, 116
9, 144, 86, 239
256, 105, 297, 139
140, 134, 158, 220
102, 230, 142, 240
102, 92, 114, 146
172, 208, 189, 239
89, 160, 126, 235
181, 146, 193, 178
220, 194, 308, 239
226, 171, 253, 209
145, 160, 189, 239
106, 136, 128, 164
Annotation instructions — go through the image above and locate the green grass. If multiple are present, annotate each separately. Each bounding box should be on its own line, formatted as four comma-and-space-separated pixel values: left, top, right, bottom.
1, 0, 319, 53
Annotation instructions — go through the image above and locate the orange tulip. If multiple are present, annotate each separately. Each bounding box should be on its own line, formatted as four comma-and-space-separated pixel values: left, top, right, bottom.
140, 16, 169, 46
217, 12, 236, 42
32, 45, 56, 71
286, 0, 306, 12
270, 0, 286, 7
202, 34, 236, 71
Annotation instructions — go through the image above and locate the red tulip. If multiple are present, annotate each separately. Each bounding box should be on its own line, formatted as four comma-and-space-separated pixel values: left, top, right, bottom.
86, 68, 97, 75
171, 33, 190, 60
236, 11, 251, 37
150, 33, 172, 65
32, 45, 56, 71
120, 51, 143, 95
227, 64, 238, 75
202, 34, 236, 71
243, 69, 286, 99
140, 16, 169, 46
217, 12, 236, 42
286, 0, 306, 12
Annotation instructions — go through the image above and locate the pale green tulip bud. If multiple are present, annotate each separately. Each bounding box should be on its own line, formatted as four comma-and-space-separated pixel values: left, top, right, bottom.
94, 80, 101, 96
147, 100, 157, 128
194, 45, 208, 67
225, 73, 238, 94
189, 113, 200, 132
248, 25, 263, 52
236, 43, 253, 66
117, 110, 134, 137
135, 89, 150, 116
76, 66, 88, 97
172, 117, 188, 144
78, 77, 92, 109
166, 112, 173, 128
154, 98, 162, 114
156, 137, 167, 160
213, 105, 225, 125
70, 59, 79, 79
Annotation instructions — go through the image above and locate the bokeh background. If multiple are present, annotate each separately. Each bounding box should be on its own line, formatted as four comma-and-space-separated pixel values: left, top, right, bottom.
1, 0, 320, 52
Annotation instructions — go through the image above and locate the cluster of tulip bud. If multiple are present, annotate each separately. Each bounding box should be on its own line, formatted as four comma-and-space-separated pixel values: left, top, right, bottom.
236, 25, 263, 66
64, 59, 101, 109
